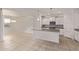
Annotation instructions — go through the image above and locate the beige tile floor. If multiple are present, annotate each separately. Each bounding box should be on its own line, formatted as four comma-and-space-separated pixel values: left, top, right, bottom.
0, 31, 79, 51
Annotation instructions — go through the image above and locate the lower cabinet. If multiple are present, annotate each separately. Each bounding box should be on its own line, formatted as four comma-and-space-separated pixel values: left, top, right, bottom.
74, 30, 79, 42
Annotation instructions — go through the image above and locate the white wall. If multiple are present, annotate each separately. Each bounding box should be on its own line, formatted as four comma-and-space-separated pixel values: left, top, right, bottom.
74, 9, 79, 29
5, 16, 33, 33
0, 8, 3, 40
63, 9, 79, 39
63, 9, 74, 39
3, 8, 36, 34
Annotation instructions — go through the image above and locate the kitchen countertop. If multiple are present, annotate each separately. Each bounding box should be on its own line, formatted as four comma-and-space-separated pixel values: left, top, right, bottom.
74, 29, 79, 32
42, 24, 64, 29
33, 29, 60, 32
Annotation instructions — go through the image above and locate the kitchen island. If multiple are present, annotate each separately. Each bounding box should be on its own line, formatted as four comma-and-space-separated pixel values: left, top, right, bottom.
33, 29, 60, 43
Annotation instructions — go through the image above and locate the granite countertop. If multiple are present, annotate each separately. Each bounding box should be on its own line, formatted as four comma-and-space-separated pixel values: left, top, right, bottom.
42, 24, 64, 29
33, 29, 60, 32
74, 29, 79, 32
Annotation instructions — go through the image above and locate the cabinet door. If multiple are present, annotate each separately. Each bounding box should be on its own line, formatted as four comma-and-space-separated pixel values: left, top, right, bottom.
75, 31, 79, 41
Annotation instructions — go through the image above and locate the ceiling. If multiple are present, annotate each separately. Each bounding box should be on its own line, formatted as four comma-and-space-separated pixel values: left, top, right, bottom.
2, 8, 79, 19
2, 8, 47, 17
2, 8, 65, 18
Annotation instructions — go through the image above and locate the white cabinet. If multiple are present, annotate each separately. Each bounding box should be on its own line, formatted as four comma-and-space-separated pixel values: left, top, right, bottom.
75, 30, 79, 42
